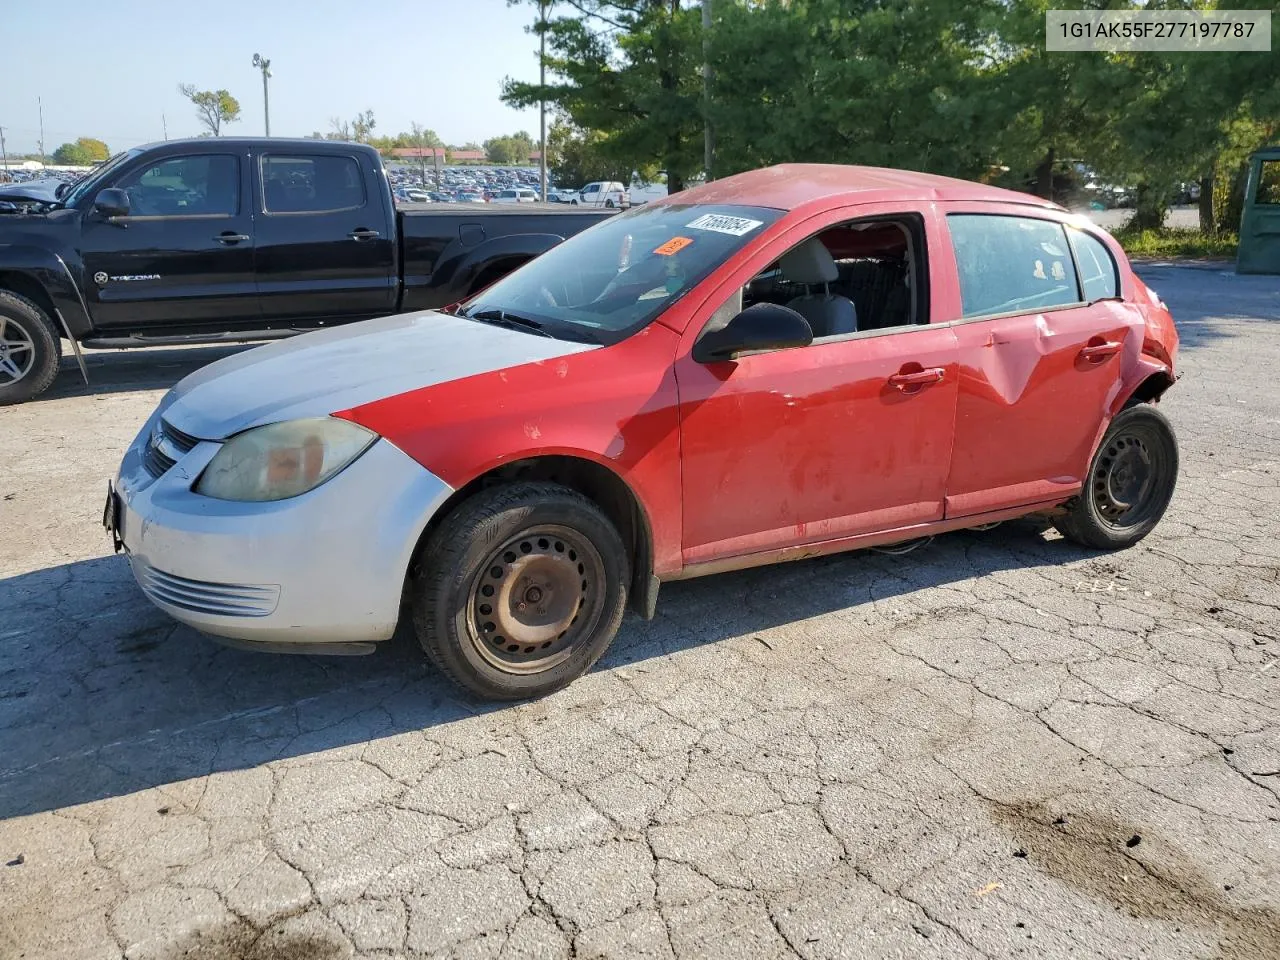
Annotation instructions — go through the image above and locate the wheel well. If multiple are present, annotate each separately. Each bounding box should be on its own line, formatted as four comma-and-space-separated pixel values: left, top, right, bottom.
1123, 370, 1176, 408
0, 273, 58, 328
413, 456, 654, 616
469, 257, 530, 296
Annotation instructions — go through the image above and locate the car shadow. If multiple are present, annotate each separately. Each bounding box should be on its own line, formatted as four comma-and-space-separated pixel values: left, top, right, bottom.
35, 344, 257, 402
0, 518, 1099, 819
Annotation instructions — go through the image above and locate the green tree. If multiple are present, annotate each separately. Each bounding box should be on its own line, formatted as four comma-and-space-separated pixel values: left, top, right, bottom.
484, 131, 536, 163
503, 0, 703, 191
546, 116, 633, 186
178, 85, 240, 136
51, 137, 110, 165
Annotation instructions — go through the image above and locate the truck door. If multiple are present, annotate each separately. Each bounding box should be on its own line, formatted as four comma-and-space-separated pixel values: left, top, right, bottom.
253, 150, 397, 324
79, 151, 259, 329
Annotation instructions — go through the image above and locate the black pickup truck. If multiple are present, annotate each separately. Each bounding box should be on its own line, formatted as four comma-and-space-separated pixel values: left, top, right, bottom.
0, 138, 612, 404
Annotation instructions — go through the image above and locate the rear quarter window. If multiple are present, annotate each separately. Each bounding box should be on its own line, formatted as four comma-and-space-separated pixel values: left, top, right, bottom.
948, 214, 1081, 318
1069, 227, 1119, 301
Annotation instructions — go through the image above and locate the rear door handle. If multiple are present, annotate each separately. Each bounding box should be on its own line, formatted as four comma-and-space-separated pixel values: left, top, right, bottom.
1079, 340, 1122, 362
214, 232, 250, 244
888, 367, 946, 389
349, 228, 381, 242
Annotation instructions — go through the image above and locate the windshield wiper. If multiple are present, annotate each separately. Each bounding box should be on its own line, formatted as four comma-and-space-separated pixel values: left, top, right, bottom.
465, 308, 554, 338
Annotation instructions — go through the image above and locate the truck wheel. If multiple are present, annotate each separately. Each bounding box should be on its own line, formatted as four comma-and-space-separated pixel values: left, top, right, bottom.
1053, 404, 1178, 550
0, 291, 62, 406
605, 199, 615, 208
412, 482, 629, 700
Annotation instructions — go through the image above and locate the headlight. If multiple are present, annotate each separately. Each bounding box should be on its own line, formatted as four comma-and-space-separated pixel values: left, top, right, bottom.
195, 418, 377, 502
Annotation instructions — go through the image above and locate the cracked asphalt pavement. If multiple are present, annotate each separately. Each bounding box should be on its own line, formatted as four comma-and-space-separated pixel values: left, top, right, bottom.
1, 264, 1278, 960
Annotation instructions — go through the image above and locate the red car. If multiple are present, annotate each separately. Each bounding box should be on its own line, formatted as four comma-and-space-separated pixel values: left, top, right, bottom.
112, 164, 1179, 700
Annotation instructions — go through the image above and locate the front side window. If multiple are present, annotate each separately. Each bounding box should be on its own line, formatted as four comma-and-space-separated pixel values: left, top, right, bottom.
463, 203, 783, 345
949, 214, 1080, 318
1069, 227, 1119, 302
115, 155, 238, 217
1255, 159, 1280, 205
262, 155, 365, 214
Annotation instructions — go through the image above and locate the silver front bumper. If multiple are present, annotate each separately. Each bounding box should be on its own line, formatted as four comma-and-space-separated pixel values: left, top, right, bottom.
115, 412, 453, 645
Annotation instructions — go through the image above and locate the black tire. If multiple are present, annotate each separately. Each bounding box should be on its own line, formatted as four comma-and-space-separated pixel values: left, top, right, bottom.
1054, 404, 1178, 550
412, 482, 629, 700
0, 290, 62, 406
605, 199, 615, 209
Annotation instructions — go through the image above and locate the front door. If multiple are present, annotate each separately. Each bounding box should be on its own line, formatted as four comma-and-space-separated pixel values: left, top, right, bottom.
941, 212, 1137, 516
254, 151, 396, 324
79, 152, 259, 329
674, 207, 959, 566
1238, 153, 1280, 275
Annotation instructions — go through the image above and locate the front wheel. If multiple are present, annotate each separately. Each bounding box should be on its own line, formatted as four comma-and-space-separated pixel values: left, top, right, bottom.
412, 482, 629, 700
1054, 404, 1178, 550
0, 291, 62, 406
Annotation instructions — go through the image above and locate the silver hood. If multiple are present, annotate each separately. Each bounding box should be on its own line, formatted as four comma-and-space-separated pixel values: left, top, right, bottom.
162, 310, 598, 439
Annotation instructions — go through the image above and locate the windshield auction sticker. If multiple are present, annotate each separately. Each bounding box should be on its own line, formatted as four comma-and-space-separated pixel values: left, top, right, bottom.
654, 237, 694, 256
1046, 10, 1270, 52
686, 214, 765, 237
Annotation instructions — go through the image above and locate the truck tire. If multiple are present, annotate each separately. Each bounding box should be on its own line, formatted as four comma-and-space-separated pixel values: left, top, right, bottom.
411, 481, 629, 700
0, 290, 62, 406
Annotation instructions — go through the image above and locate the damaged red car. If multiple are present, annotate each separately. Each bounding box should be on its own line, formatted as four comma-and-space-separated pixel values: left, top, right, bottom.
115, 164, 1179, 700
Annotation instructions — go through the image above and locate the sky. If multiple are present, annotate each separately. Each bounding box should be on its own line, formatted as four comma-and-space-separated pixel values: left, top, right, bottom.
0, 0, 546, 155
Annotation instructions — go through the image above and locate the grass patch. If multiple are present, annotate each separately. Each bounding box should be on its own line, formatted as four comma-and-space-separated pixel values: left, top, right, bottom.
1115, 227, 1238, 259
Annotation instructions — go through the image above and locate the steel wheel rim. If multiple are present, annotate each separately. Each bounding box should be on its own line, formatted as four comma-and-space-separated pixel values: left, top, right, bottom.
466, 524, 607, 675
0, 316, 36, 385
1091, 426, 1166, 529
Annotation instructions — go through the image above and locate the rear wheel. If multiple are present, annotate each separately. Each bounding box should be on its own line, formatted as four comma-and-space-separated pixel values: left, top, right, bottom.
0, 291, 61, 406
1054, 404, 1178, 550
412, 482, 629, 700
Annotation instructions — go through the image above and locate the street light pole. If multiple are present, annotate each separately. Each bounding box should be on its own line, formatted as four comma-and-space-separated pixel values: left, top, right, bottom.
538, 0, 549, 203
252, 54, 272, 137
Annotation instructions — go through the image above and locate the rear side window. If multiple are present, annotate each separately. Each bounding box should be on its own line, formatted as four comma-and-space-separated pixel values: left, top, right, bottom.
1069, 228, 1119, 301
948, 214, 1080, 318
262, 155, 366, 214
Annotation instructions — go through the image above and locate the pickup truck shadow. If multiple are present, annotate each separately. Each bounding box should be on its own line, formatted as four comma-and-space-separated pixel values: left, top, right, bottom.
39, 344, 255, 402
0, 518, 1095, 819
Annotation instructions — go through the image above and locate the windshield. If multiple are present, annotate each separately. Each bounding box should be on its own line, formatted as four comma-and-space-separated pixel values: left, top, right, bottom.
62, 148, 143, 207
463, 203, 782, 345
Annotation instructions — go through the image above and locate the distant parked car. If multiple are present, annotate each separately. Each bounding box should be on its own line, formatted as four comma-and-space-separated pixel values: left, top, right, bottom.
573, 181, 630, 209
394, 187, 431, 204
493, 188, 538, 204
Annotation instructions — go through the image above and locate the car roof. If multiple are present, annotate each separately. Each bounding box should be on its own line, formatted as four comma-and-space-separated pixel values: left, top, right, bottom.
667, 163, 1062, 213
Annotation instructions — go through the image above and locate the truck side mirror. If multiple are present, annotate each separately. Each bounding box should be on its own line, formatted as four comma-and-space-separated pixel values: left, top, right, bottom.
94, 188, 131, 219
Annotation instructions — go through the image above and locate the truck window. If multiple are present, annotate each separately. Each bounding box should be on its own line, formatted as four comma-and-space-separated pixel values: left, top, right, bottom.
115, 155, 239, 217
948, 214, 1081, 319
262, 154, 366, 214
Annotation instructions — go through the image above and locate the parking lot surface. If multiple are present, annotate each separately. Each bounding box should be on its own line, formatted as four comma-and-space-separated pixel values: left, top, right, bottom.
1, 265, 1277, 960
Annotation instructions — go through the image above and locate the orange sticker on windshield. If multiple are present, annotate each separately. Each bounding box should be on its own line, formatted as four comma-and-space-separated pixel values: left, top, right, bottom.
654, 237, 694, 256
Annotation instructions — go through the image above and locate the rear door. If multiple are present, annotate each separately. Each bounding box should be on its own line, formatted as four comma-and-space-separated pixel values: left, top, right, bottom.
79, 151, 259, 329
253, 149, 396, 324
941, 210, 1137, 516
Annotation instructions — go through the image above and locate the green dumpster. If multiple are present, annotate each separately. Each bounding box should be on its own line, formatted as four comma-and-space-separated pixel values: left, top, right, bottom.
1237, 146, 1280, 274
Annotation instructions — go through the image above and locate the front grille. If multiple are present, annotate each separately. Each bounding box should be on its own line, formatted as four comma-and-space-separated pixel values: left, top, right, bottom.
142, 419, 200, 478
136, 564, 280, 618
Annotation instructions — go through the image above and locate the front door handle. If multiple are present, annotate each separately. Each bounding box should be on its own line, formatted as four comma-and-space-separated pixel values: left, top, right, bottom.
349, 228, 381, 242
214, 232, 250, 244
1079, 339, 1122, 363
888, 367, 946, 389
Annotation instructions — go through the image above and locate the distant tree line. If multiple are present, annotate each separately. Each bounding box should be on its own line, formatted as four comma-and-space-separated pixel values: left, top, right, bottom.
504, 0, 1280, 231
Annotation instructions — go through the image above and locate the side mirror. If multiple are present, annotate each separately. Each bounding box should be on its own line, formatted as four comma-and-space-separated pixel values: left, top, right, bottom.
693, 302, 813, 364
94, 188, 130, 219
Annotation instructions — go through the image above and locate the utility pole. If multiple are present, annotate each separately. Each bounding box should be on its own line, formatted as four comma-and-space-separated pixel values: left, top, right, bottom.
162, 114, 168, 140
252, 53, 272, 136
37, 97, 45, 160
702, 0, 713, 182
0, 126, 8, 173
538, 0, 549, 202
